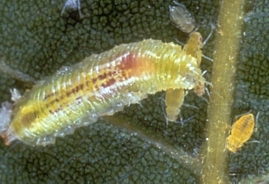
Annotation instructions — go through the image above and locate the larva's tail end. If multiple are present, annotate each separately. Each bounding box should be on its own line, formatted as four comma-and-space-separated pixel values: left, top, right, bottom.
1, 129, 18, 146
0, 101, 17, 146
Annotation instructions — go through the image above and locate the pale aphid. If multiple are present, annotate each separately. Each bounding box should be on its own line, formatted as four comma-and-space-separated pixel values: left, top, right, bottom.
169, 0, 196, 33
0, 39, 205, 146
227, 113, 255, 153
183, 32, 203, 66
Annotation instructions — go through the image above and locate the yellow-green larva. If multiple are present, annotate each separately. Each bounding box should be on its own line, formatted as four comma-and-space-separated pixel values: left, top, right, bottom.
0, 36, 205, 146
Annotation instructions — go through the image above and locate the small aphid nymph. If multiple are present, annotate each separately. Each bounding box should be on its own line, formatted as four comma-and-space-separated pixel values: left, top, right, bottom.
227, 113, 255, 153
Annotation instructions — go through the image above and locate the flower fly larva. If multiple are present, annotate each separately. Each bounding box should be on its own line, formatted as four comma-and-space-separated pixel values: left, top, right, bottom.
227, 113, 255, 153
61, 0, 82, 18
169, 0, 196, 33
0, 38, 205, 146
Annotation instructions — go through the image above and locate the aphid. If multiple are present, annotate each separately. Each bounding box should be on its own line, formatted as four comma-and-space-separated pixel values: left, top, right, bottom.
227, 113, 255, 153
61, 0, 82, 18
183, 32, 203, 66
0, 38, 205, 146
169, 0, 196, 33
165, 32, 204, 122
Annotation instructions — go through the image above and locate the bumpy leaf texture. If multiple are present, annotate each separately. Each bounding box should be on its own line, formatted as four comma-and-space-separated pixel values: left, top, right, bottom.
0, 0, 268, 183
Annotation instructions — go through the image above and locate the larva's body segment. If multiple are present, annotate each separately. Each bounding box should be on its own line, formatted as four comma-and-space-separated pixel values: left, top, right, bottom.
1, 39, 205, 146
227, 113, 255, 153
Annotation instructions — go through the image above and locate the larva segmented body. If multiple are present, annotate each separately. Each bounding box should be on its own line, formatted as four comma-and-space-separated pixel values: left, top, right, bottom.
169, 0, 196, 33
227, 113, 255, 153
1, 38, 205, 146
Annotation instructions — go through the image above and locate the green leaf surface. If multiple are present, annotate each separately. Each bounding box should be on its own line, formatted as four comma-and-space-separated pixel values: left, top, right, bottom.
0, 0, 268, 183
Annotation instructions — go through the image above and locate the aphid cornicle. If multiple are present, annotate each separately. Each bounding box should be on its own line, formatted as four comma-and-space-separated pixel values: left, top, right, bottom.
0, 36, 205, 146
227, 113, 255, 153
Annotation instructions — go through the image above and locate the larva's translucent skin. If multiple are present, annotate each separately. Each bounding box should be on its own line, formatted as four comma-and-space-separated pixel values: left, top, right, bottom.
227, 113, 255, 153
1, 39, 205, 146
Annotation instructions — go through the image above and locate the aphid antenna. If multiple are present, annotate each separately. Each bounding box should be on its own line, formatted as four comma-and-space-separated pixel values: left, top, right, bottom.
234, 110, 252, 120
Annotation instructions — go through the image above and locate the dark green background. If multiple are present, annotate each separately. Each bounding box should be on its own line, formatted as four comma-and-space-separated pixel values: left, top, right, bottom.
0, 0, 268, 183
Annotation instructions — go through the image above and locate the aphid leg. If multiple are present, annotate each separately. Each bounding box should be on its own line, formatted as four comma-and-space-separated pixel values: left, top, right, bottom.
200, 70, 212, 98
174, 114, 195, 126
254, 112, 260, 132
61, 0, 83, 18
165, 88, 185, 122
202, 23, 215, 46
202, 54, 213, 62
204, 86, 210, 98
